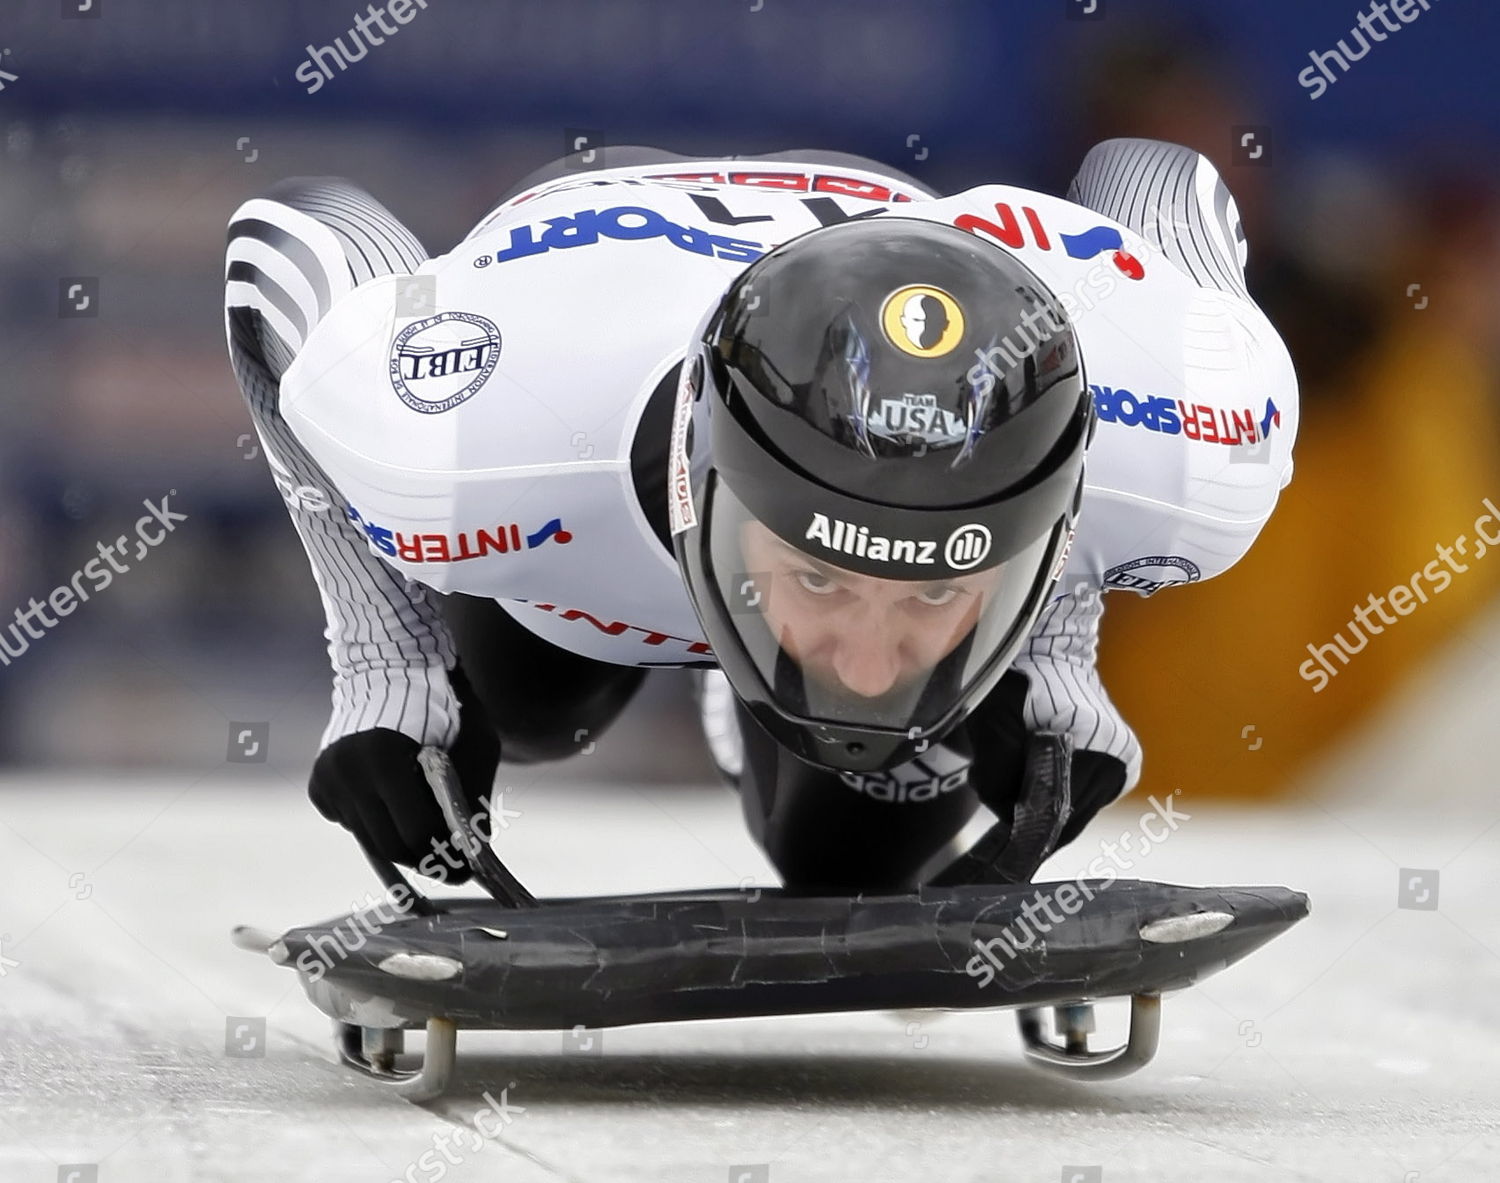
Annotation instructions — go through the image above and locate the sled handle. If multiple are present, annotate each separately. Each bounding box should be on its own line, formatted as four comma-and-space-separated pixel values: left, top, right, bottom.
359, 843, 439, 917
418, 745, 539, 908
350, 746, 539, 911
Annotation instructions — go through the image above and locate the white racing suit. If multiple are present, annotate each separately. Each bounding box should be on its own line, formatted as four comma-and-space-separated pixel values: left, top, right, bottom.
224, 140, 1296, 889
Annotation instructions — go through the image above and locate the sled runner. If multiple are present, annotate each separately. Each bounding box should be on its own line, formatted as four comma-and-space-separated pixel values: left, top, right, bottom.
233, 748, 1308, 1102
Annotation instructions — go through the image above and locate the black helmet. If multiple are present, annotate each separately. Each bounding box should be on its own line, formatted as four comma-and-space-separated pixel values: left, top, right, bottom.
669, 216, 1093, 772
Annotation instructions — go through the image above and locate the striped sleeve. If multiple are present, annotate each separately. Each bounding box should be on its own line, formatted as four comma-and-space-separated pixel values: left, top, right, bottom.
1013, 585, 1142, 795
225, 179, 463, 751
1067, 137, 1248, 299
1042, 136, 1261, 795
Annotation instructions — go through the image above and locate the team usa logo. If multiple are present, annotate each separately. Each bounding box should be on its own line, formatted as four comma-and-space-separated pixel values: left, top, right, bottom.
864, 392, 968, 447
879, 285, 966, 358
389, 311, 501, 415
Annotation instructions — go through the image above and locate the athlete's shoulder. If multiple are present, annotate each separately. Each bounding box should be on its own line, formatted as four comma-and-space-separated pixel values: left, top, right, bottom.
891, 181, 1199, 308
1055, 289, 1296, 599
896, 186, 1299, 603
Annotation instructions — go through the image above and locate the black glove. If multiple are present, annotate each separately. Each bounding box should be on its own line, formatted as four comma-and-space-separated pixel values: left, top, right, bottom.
929, 729, 1074, 887
308, 663, 500, 883
929, 734, 1129, 887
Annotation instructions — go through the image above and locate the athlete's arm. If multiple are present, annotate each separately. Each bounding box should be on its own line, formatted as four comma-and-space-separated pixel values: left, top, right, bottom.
224, 180, 465, 752
1014, 583, 1141, 797
1011, 138, 1292, 806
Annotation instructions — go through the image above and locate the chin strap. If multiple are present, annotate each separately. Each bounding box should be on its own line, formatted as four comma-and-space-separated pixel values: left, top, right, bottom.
928, 730, 1073, 886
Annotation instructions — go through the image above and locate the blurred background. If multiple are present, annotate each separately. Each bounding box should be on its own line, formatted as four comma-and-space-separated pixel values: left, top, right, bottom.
1, 0, 1497, 802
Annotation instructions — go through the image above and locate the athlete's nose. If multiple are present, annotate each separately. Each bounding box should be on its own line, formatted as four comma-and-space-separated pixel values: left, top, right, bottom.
830, 635, 902, 699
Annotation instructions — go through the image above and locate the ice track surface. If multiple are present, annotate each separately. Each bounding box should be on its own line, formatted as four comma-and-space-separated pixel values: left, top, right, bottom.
4, 612, 1500, 1183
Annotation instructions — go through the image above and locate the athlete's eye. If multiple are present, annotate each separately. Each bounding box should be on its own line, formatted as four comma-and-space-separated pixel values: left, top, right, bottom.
913, 584, 961, 607
793, 569, 840, 596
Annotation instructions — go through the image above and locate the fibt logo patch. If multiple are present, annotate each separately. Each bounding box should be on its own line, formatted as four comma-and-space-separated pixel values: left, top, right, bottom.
389, 311, 501, 414
804, 513, 992, 570
1103, 554, 1201, 597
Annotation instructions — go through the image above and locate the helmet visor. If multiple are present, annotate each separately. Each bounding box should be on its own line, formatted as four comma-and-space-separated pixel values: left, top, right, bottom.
703, 478, 1059, 734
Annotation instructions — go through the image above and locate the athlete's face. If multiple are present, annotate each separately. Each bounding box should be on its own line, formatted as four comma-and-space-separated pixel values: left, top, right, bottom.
738, 520, 1002, 700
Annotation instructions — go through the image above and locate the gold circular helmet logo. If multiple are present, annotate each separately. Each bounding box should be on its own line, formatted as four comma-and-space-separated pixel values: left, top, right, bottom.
880, 285, 965, 358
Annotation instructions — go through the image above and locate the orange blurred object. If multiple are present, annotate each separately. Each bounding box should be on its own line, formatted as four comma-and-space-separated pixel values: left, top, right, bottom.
1099, 309, 1500, 799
